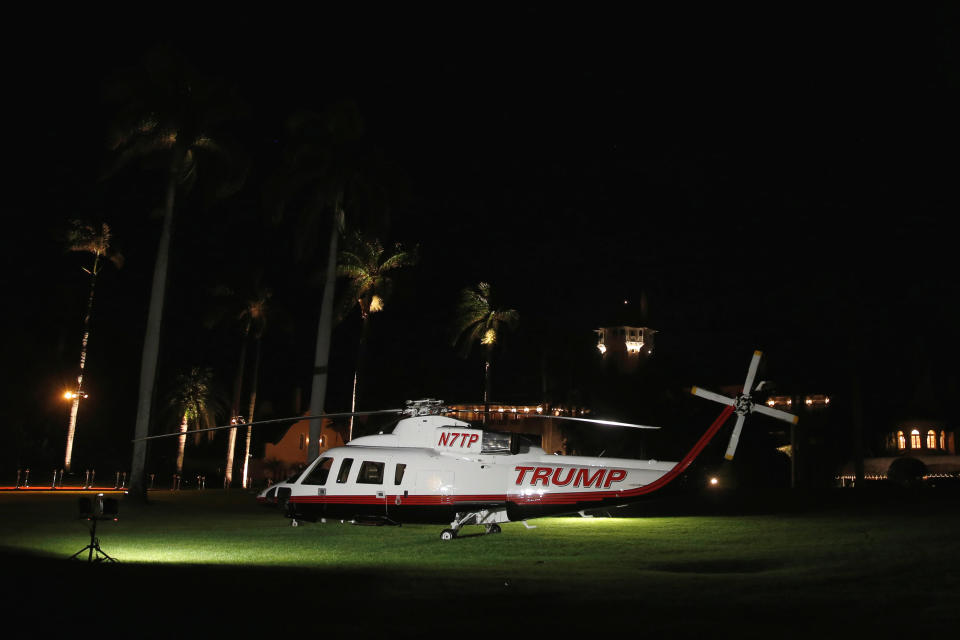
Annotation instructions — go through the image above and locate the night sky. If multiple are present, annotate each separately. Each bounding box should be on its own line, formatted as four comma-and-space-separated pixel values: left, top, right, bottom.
5, 7, 960, 472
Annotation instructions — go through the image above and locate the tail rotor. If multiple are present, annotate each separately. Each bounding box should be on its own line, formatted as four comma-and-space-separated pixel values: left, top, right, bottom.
691, 350, 798, 460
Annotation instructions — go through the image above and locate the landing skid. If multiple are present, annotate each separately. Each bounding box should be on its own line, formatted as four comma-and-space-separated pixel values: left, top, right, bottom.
440, 509, 507, 540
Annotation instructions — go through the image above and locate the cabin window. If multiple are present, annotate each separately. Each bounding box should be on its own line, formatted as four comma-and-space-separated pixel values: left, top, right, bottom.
301, 457, 333, 485
927, 430, 937, 449
357, 461, 385, 484
336, 458, 354, 483
910, 429, 921, 449
897, 431, 905, 450
394, 463, 406, 485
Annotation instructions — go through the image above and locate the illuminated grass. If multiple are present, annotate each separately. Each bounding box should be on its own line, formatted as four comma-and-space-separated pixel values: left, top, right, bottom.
2, 490, 959, 634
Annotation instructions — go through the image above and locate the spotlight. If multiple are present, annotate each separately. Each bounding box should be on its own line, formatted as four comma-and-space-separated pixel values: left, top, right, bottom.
70, 493, 119, 563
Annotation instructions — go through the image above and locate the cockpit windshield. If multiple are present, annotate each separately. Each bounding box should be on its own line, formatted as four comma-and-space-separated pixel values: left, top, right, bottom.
482, 431, 532, 454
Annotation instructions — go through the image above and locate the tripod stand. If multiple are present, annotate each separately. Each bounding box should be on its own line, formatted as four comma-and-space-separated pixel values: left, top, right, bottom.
70, 514, 118, 563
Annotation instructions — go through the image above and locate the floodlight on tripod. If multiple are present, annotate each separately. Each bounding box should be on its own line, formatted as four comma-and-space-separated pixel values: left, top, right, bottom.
70, 493, 119, 563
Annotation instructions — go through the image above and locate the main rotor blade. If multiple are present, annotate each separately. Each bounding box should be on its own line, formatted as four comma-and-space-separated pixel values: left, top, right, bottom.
542, 415, 660, 430
743, 350, 762, 394
131, 408, 404, 442
724, 413, 747, 460
752, 403, 799, 425
691, 386, 735, 406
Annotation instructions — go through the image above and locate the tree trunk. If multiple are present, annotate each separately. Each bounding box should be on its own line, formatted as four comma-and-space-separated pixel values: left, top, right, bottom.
129, 150, 183, 501
225, 331, 249, 488
176, 413, 188, 474
242, 335, 262, 489
348, 311, 371, 440
64, 252, 101, 472
308, 211, 340, 463
483, 344, 493, 425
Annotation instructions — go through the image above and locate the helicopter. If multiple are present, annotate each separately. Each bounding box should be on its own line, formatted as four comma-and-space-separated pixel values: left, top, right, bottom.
140, 350, 797, 539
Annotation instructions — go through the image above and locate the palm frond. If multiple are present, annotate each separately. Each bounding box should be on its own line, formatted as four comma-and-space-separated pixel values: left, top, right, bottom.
452, 282, 518, 357
334, 231, 416, 321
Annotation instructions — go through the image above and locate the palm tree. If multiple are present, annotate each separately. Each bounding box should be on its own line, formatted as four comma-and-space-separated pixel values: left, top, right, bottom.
63, 220, 123, 472
267, 102, 390, 463
336, 232, 418, 438
168, 367, 220, 476
453, 282, 519, 420
213, 280, 271, 488
241, 295, 269, 489
104, 45, 248, 499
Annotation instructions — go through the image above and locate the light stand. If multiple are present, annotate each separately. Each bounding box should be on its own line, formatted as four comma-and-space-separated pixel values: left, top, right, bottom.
69, 494, 119, 563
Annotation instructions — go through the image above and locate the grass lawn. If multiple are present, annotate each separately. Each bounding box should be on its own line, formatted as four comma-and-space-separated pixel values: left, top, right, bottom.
2, 489, 958, 636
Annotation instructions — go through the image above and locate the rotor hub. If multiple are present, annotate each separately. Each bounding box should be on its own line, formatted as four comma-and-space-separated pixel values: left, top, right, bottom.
403, 399, 447, 416
734, 394, 753, 416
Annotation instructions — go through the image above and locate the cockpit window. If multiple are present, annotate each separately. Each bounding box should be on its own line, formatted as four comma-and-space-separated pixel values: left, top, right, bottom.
336, 458, 354, 483
481, 431, 532, 454
301, 457, 333, 485
482, 431, 512, 454
357, 461, 385, 484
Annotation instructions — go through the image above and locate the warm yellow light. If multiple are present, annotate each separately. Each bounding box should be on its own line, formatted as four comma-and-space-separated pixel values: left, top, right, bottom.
767, 399, 775, 407
369, 295, 384, 313
805, 398, 813, 405
64, 391, 75, 400
597, 343, 607, 354
481, 329, 496, 345
709, 477, 719, 486
536, 406, 543, 414
825, 397, 830, 404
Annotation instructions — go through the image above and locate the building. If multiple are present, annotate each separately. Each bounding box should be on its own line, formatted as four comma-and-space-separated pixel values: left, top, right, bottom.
251, 416, 346, 484
446, 403, 571, 454
838, 419, 959, 485
595, 325, 656, 373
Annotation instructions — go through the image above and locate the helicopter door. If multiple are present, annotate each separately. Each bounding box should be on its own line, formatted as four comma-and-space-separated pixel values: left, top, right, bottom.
356, 459, 388, 516
298, 457, 334, 517
389, 460, 413, 516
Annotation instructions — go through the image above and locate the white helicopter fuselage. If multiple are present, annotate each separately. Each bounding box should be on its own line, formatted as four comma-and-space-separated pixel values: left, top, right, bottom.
282, 413, 694, 526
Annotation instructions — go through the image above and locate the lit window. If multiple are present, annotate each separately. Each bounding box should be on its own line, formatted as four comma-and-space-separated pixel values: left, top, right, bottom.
941, 431, 947, 450
910, 429, 921, 449
927, 430, 937, 449
897, 431, 906, 450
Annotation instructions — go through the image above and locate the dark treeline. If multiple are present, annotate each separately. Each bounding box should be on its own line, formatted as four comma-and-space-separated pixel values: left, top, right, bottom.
5, 9, 960, 486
